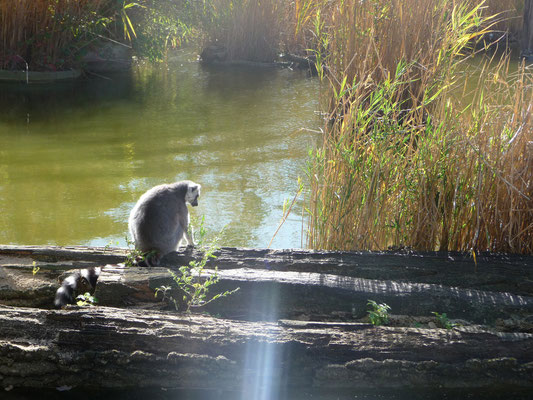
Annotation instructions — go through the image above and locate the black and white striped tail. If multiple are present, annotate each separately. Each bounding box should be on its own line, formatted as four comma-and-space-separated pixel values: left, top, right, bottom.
54, 267, 101, 308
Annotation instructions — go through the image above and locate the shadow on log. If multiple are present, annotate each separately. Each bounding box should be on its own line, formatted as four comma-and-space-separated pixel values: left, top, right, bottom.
2, 261, 533, 327
1, 245, 532, 295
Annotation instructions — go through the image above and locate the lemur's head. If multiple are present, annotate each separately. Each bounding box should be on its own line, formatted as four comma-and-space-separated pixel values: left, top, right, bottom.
185, 182, 201, 207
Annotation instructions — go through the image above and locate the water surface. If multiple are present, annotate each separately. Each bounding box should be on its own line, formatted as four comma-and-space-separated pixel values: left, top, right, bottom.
0, 51, 319, 248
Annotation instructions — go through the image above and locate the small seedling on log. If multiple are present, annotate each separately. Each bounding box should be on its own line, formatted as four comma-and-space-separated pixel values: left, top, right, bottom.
76, 292, 98, 307
432, 311, 457, 330
32, 261, 40, 276
156, 216, 239, 312
124, 236, 155, 267
367, 300, 391, 326
154, 285, 178, 309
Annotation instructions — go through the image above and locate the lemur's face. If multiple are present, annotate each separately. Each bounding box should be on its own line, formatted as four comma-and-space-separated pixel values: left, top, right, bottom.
186, 183, 201, 207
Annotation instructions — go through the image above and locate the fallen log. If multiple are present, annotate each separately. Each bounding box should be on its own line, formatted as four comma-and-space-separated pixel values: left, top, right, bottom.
1, 246, 532, 326
1, 245, 532, 294
0, 305, 532, 392
94, 265, 533, 326
3, 262, 533, 327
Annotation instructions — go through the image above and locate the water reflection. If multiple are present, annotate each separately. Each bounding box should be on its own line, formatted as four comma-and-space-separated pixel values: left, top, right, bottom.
0, 50, 319, 248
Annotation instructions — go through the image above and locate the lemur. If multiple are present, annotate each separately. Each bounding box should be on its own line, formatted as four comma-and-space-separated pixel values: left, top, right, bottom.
128, 180, 201, 267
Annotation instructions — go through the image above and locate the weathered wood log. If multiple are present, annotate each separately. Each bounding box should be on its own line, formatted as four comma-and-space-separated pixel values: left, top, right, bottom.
3, 262, 533, 327
1, 305, 532, 392
0, 265, 533, 332
2, 245, 532, 295
2, 246, 532, 327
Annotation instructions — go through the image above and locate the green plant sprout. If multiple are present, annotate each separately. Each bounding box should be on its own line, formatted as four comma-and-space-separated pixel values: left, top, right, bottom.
123, 236, 156, 268
431, 311, 458, 330
32, 261, 40, 276
155, 216, 239, 312
367, 300, 391, 326
76, 292, 98, 307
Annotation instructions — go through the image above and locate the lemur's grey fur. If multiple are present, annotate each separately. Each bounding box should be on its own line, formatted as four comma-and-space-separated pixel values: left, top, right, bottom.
128, 180, 201, 266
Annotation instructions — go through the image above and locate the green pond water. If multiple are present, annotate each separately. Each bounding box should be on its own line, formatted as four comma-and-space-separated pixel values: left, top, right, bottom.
0, 51, 320, 249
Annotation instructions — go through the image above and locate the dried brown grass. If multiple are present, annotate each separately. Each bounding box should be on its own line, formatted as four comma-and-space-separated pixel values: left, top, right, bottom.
0, 0, 106, 70
201, 0, 290, 62
304, 0, 533, 254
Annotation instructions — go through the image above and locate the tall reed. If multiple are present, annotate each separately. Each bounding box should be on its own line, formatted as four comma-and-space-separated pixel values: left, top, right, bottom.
482, 0, 524, 38
305, 0, 533, 254
199, 0, 289, 62
0, 0, 118, 70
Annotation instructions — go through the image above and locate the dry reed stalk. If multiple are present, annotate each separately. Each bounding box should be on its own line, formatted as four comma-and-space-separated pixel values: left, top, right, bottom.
0, 0, 106, 70
452, 59, 533, 253
482, 0, 524, 37
306, 0, 533, 254
202, 0, 290, 62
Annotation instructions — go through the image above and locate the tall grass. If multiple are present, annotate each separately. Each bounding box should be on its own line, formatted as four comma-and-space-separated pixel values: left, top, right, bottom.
0, 0, 139, 70
304, 0, 533, 254
199, 0, 289, 62
482, 0, 524, 39
196, 1, 525, 62
0, 0, 102, 70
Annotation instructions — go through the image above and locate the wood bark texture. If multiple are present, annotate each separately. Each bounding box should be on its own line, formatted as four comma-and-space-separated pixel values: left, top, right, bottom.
1, 306, 532, 391
1, 245, 532, 392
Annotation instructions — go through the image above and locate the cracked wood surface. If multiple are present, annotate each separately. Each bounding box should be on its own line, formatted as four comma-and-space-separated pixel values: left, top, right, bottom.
1, 246, 532, 325
0, 305, 532, 391
1, 245, 532, 295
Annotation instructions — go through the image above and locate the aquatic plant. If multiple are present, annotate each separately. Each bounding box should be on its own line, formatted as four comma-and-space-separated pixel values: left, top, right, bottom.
304, 0, 533, 254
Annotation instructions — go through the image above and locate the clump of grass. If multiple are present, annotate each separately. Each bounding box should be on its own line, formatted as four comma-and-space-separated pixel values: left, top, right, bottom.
304, 0, 533, 254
